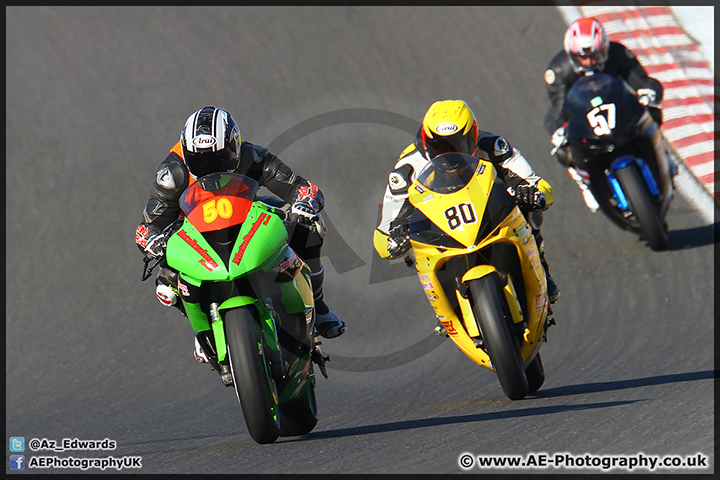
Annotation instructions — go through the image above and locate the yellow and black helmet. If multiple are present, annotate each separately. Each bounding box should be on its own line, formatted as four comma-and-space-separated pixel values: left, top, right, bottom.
420, 100, 478, 159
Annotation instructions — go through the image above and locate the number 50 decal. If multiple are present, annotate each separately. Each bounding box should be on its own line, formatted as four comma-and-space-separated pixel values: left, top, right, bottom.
203, 198, 234, 223
587, 103, 616, 136
445, 202, 477, 230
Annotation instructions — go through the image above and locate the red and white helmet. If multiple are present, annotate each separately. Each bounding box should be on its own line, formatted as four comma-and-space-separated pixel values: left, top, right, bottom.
563, 17, 609, 74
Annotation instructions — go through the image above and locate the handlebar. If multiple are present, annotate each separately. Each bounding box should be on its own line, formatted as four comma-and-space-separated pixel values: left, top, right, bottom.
267, 203, 319, 233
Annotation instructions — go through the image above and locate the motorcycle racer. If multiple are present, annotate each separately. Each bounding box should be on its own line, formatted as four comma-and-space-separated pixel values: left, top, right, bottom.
544, 17, 665, 212
373, 99, 560, 304
135, 106, 346, 362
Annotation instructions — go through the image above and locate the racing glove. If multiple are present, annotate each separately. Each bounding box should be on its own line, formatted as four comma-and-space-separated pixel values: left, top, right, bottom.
288, 198, 320, 227
551, 125, 568, 149
144, 234, 166, 259
636, 88, 657, 106
515, 184, 546, 211
387, 225, 410, 259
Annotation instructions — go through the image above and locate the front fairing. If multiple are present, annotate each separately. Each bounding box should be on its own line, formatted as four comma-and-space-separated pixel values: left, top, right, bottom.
407, 153, 516, 249
166, 173, 289, 281
564, 73, 645, 152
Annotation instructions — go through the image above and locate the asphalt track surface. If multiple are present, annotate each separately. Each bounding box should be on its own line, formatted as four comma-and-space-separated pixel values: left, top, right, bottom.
6, 6, 716, 475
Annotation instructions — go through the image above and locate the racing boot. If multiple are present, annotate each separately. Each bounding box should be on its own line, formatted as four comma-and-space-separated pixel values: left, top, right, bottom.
567, 167, 599, 213
310, 265, 346, 338
668, 156, 679, 178
540, 250, 559, 304
532, 231, 559, 304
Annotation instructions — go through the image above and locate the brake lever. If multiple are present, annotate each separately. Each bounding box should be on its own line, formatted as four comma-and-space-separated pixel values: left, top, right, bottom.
141, 253, 163, 281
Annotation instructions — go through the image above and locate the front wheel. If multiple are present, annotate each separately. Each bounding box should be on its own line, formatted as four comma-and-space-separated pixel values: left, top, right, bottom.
469, 275, 529, 400
225, 307, 281, 444
525, 353, 545, 395
615, 163, 668, 251
279, 383, 318, 437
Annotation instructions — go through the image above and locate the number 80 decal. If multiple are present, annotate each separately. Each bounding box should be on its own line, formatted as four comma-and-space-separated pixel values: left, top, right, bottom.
203, 198, 234, 223
445, 202, 477, 230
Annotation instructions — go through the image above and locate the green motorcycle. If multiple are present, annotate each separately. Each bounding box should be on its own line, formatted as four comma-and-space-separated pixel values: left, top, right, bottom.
141, 172, 329, 444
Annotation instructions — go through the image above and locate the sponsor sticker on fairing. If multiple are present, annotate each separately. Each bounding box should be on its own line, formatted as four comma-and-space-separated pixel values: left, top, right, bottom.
441, 320, 458, 336
177, 279, 190, 297
279, 250, 299, 272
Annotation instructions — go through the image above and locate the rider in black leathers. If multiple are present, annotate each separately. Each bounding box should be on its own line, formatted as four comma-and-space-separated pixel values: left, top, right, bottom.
135, 106, 346, 362
544, 17, 664, 211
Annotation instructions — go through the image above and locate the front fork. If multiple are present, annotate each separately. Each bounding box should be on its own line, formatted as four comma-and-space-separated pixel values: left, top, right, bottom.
607, 156, 660, 211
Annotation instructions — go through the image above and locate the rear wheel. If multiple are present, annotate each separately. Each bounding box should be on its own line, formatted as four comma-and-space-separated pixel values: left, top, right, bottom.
615, 163, 668, 251
525, 353, 545, 394
469, 275, 529, 400
225, 307, 281, 444
279, 382, 318, 437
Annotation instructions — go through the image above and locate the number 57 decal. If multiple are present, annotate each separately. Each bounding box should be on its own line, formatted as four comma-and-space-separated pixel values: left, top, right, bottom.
587, 103, 616, 136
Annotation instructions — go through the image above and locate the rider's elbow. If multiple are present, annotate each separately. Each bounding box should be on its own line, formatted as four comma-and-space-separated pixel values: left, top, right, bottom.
537, 178, 554, 210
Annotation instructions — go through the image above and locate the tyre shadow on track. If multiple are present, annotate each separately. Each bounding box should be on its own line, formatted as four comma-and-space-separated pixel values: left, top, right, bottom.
531, 369, 716, 399
294, 400, 639, 441
666, 222, 719, 250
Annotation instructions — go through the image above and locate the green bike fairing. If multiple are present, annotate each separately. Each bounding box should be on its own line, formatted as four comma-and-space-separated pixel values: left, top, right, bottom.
166, 203, 289, 281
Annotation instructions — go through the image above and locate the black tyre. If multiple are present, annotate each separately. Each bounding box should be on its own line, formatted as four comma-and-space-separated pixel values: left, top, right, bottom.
279, 383, 318, 437
525, 353, 545, 395
469, 275, 529, 400
225, 307, 280, 444
615, 164, 668, 251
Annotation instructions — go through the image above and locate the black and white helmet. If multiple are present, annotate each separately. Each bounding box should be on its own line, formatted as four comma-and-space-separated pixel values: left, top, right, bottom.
180, 106, 241, 179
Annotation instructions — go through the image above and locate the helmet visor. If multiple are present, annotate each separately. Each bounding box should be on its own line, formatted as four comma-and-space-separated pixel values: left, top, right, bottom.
424, 130, 476, 159
571, 49, 604, 72
185, 148, 236, 179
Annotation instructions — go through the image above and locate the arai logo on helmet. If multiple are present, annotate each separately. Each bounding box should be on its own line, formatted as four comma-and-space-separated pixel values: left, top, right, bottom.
435, 122, 459, 134
192, 135, 217, 149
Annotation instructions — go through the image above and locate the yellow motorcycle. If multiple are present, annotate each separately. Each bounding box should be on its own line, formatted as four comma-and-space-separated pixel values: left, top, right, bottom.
400, 153, 555, 400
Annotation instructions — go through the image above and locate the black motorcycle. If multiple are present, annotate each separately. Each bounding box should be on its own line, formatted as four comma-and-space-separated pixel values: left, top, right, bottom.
554, 73, 674, 251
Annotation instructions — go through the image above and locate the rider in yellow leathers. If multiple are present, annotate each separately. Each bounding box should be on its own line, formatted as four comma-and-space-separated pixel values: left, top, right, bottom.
373, 100, 559, 303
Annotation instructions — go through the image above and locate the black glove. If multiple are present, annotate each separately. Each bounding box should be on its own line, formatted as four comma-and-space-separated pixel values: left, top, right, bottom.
144, 234, 166, 259
288, 198, 320, 227
387, 225, 410, 259
515, 184, 546, 211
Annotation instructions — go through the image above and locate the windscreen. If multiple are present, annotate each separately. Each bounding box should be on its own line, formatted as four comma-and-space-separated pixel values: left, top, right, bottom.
416, 153, 480, 194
